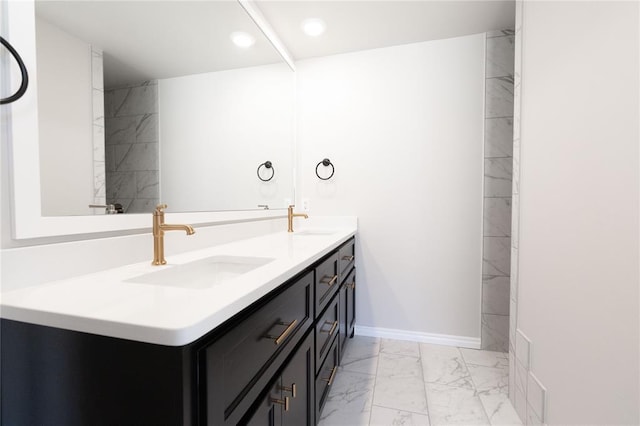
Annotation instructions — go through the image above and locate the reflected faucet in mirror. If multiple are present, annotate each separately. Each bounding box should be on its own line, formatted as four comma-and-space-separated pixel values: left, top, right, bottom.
152, 204, 195, 265
287, 205, 308, 233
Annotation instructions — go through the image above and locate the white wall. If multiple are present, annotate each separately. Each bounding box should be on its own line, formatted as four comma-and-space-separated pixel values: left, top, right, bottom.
297, 34, 486, 343
517, 1, 639, 423
159, 63, 294, 212
36, 17, 94, 216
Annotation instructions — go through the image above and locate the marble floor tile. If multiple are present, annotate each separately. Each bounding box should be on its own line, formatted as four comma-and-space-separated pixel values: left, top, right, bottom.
426, 383, 490, 426
318, 369, 375, 426
369, 405, 430, 426
419, 344, 474, 389
467, 365, 509, 396
459, 348, 509, 369
374, 352, 428, 414
340, 336, 381, 376
478, 392, 522, 425
377, 352, 423, 379
320, 337, 521, 426
380, 338, 421, 357
373, 373, 429, 415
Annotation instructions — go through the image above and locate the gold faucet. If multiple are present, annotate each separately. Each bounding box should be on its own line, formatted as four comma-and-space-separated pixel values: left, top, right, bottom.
287, 205, 308, 233
152, 204, 195, 265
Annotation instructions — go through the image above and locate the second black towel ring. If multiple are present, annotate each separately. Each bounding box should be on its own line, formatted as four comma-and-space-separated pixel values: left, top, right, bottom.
257, 161, 275, 182
315, 158, 335, 180
1, 36, 29, 105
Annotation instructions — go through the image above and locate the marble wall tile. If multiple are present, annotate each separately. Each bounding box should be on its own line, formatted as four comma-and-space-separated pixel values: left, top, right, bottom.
419, 344, 474, 389
91, 48, 103, 89
515, 330, 531, 369
426, 383, 490, 426
485, 77, 514, 118
482, 275, 510, 316
105, 117, 137, 145
127, 198, 159, 214
93, 161, 105, 198
113, 143, 158, 172
106, 171, 136, 200
380, 339, 420, 357
483, 237, 511, 276
487, 29, 515, 38
106, 81, 158, 118
478, 392, 522, 425
514, 386, 527, 422
481, 314, 509, 352
318, 369, 375, 426
105, 146, 116, 172
484, 198, 512, 237
526, 372, 546, 422
93, 125, 105, 162
485, 118, 514, 158
369, 405, 430, 426
486, 35, 515, 78
459, 348, 508, 369
136, 113, 159, 143
509, 299, 517, 344
508, 349, 516, 402
136, 171, 159, 198
526, 403, 543, 426
514, 360, 528, 395
484, 158, 513, 197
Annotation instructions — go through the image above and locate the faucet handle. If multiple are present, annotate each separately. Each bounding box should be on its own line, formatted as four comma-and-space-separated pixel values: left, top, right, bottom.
155, 204, 168, 214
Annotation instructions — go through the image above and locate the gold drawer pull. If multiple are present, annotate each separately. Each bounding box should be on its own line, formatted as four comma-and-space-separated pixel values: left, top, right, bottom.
342, 255, 354, 261
346, 282, 355, 289
322, 366, 338, 386
322, 275, 338, 286
321, 320, 338, 336
271, 396, 290, 412
281, 383, 296, 398
265, 319, 298, 345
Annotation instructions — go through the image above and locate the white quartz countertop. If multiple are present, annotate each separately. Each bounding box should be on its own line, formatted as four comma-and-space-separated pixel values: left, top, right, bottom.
0, 227, 356, 346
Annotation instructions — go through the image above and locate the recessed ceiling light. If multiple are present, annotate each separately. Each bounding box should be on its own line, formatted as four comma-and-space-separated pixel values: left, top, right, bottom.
230, 31, 255, 48
301, 18, 326, 37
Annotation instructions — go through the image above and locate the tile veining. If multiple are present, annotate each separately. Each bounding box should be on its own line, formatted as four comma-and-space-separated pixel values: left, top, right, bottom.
320, 336, 521, 426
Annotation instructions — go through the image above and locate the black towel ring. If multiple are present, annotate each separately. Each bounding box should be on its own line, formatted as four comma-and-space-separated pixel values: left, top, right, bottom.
1, 36, 29, 105
257, 160, 275, 182
315, 158, 335, 180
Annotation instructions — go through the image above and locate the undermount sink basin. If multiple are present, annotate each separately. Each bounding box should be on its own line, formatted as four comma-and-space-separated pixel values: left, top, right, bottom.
127, 255, 274, 289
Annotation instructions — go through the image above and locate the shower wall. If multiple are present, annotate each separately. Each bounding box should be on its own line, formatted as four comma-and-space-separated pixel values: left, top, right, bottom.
481, 29, 515, 352
104, 81, 160, 213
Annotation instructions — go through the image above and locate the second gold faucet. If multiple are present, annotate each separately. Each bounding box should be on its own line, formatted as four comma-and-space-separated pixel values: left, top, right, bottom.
287, 205, 308, 232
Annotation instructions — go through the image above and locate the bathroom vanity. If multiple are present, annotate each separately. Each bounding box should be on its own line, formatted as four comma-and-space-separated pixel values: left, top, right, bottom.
1, 230, 356, 426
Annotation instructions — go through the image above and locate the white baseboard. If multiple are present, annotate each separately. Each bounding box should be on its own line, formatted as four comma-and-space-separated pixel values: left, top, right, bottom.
355, 325, 481, 349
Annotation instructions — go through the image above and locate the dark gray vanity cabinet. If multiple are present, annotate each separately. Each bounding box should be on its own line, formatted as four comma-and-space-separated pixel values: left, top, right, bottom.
339, 267, 356, 358
243, 330, 315, 426
0, 236, 357, 426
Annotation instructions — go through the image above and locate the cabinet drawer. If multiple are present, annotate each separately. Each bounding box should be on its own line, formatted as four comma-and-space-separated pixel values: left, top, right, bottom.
338, 238, 355, 282
315, 335, 339, 422
314, 252, 339, 316
315, 297, 339, 374
203, 271, 313, 425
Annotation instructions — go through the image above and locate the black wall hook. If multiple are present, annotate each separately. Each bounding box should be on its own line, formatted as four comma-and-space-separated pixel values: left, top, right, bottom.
315, 158, 335, 180
257, 160, 275, 182
1, 37, 29, 105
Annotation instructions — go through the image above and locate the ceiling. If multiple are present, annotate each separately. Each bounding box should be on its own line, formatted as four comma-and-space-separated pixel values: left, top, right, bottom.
258, 1, 515, 60
35, 0, 515, 87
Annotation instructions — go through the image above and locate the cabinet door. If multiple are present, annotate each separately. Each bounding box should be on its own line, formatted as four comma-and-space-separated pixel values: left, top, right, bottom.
244, 380, 283, 426
346, 268, 356, 339
281, 331, 314, 426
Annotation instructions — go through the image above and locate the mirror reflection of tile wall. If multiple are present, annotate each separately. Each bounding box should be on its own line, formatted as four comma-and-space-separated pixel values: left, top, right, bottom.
104, 81, 160, 213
